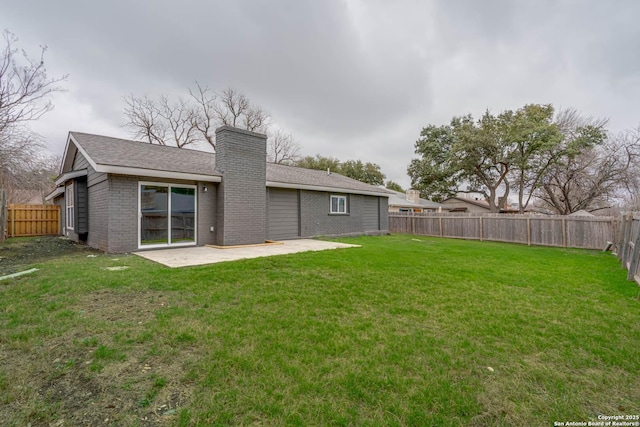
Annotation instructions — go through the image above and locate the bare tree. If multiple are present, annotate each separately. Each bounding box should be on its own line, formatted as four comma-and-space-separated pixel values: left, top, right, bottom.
123, 95, 167, 145
189, 82, 217, 149
0, 30, 66, 206
214, 87, 269, 132
0, 30, 67, 134
615, 126, 640, 210
124, 85, 270, 150
267, 129, 301, 164
157, 95, 199, 148
535, 129, 639, 214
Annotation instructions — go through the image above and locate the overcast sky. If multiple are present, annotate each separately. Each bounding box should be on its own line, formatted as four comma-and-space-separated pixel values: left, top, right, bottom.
2, 0, 639, 188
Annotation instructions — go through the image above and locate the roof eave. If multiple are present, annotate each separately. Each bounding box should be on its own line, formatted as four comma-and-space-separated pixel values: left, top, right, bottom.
45, 187, 64, 201
267, 181, 390, 197
54, 169, 88, 186
94, 165, 222, 182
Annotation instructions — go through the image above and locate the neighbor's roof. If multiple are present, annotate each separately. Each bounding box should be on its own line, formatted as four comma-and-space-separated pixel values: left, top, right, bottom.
386, 189, 444, 209
62, 132, 390, 197
441, 196, 491, 210
568, 209, 595, 217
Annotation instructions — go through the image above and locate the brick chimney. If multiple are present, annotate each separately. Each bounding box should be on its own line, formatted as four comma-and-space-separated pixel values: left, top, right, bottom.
406, 189, 420, 204
215, 126, 267, 246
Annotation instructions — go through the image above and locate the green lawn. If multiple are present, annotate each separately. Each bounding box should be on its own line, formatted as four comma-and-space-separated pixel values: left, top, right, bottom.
0, 235, 639, 426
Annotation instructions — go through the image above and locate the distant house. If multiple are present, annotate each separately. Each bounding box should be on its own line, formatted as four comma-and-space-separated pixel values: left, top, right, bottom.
440, 196, 492, 213
387, 189, 445, 213
568, 210, 595, 217
46, 127, 391, 252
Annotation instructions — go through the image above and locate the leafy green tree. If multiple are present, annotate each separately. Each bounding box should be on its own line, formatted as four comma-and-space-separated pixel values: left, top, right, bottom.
406, 123, 461, 202
408, 112, 512, 211
385, 180, 404, 192
294, 155, 386, 186
295, 155, 341, 173
408, 104, 565, 212
340, 160, 385, 186
506, 104, 563, 212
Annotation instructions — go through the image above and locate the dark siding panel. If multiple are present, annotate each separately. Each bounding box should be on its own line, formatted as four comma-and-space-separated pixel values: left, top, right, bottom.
72, 151, 107, 188
75, 177, 88, 234
72, 152, 89, 170
268, 188, 299, 240
362, 196, 379, 231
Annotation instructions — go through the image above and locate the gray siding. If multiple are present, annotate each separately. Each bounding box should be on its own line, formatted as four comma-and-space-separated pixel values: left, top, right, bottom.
379, 197, 389, 231
215, 126, 267, 246
75, 177, 88, 235
197, 183, 216, 246
362, 196, 380, 231
103, 175, 214, 253
87, 180, 109, 251
72, 150, 107, 188
54, 195, 65, 235
267, 188, 300, 240
70, 150, 108, 245
107, 175, 138, 253
299, 191, 388, 237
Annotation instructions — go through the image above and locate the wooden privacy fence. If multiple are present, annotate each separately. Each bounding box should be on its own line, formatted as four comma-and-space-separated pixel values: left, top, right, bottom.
5, 204, 60, 238
389, 213, 616, 250
616, 212, 640, 287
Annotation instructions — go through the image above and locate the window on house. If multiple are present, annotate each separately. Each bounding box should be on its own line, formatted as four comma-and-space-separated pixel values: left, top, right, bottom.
66, 183, 74, 230
330, 195, 347, 214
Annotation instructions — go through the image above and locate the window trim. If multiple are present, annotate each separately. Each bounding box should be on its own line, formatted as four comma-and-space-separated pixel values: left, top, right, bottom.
66, 182, 75, 230
330, 194, 348, 215
138, 181, 198, 249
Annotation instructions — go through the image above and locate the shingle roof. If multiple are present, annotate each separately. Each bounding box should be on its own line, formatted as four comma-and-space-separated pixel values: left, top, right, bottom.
266, 163, 391, 195
70, 132, 218, 176
68, 132, 390, 196
441, 196, 491, 209
386, 189, 444, 209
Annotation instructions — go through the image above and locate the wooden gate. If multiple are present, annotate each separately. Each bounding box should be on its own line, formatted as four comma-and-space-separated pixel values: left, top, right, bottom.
6, 204, 61, 238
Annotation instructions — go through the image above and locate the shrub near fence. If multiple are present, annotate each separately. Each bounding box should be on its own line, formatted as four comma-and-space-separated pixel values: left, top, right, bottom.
389, 212, 616, 250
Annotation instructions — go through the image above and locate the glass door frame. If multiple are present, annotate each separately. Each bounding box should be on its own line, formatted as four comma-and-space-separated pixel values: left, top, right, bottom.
138, 181, 197, 249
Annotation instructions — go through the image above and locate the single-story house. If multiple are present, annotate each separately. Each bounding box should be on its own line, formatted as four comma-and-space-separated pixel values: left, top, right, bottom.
387, 189, 445, 213
46, 126, 391, 252
440, 196, 492, 213
568, 210, 595, 217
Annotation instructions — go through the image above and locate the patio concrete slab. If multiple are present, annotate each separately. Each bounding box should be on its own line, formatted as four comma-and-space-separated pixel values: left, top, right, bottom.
133, 239, 360, 268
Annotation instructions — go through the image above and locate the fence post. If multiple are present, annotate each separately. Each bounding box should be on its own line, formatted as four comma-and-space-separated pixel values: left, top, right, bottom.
0, 190, 5, 243
619, 214, 627, 263
562, 218, 566, 247
627, 225, 640, 282
10, 205, 15, 238
621, 213, 633, 268
439, 216, 443, 237
479, 216, 483, 241
527, 217, 531, 246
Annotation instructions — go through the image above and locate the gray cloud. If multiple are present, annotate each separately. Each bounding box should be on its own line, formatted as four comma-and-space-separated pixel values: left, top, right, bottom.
1, 0, 638, 187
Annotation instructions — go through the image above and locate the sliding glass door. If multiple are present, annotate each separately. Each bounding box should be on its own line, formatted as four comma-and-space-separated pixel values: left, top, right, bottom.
139, 183, 196, 248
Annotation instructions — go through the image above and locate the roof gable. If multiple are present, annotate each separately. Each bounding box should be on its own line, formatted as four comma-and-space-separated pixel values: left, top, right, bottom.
56, 131, 391, 196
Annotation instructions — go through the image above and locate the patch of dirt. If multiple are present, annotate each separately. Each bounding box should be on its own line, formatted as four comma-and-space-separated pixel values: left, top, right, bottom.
0, 236, 99, 276
1, 289, 196, 426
